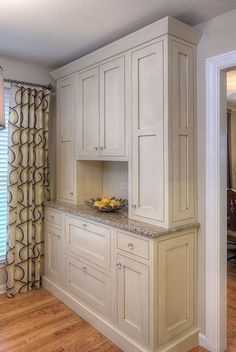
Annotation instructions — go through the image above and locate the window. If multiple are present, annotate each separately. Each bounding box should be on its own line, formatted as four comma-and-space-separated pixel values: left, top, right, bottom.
0, 88, 10, 260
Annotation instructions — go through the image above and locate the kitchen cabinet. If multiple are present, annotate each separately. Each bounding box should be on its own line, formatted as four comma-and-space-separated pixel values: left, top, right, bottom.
43, 206, 198, 352
116, 254, 149, 346
76, 56, 126, 160
57, 76, 77, 203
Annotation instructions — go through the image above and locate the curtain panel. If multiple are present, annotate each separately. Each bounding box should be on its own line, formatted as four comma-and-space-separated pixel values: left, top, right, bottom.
6, 85, 51, 297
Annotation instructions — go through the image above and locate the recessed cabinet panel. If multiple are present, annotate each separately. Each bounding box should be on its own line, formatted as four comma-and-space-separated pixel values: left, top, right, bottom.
44, 224, 62, 284
65, 216, 111, 269
117, 254, 149, 346
57, 76, 75, 141
59, 141, 75, 202
131, 41, 164, 223
77, 68, 99, 157
65, 254, 111, 318
158, 233, 195, 344
100, 57, 125, 157
171, 40, 195, 222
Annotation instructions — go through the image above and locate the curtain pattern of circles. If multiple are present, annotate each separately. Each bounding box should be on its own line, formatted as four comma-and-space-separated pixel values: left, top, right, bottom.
6, 85, 51, 297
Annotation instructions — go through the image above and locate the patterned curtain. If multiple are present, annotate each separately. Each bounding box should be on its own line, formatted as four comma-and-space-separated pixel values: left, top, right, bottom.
6, 85, 51, 297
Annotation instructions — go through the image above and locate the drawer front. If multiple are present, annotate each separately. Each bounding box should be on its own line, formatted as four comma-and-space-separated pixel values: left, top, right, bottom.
65, 254, 111, 318
117, 231, 149, 260
65, 216, 111, 269
45, 209, 62, 227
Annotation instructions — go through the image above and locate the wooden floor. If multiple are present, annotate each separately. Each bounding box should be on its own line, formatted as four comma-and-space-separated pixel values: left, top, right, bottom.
2, 265, 236, 352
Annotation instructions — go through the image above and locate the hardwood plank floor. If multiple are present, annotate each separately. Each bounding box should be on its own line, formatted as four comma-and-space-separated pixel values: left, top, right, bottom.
2, 269, 236, 352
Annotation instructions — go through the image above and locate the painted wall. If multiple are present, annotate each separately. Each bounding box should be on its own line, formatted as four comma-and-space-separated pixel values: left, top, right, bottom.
0, 56, 56, 290
196, 8, 236, 335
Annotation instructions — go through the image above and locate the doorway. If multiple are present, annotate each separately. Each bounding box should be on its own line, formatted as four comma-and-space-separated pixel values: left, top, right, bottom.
205, 51, 236, 352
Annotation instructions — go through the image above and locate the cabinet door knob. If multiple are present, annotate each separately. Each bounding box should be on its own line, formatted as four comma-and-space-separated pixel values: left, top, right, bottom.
99, 146, 104, 151
94, 147, 99, 151
81, 223, 87, 229
82, 266, 87, 272
56, 235, 61, 239
50, 215, 54, 220
70, 192, 74, 196
131, 204, 137, 209
116, 262, 122, 269
128, 242, 134, 250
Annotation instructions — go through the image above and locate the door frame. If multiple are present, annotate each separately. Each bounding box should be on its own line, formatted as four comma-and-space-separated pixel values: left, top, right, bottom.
205, 50, 236, 352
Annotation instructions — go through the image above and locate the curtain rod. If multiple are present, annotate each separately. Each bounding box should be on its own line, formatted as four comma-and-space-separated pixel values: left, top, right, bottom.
4, 78, 52, 90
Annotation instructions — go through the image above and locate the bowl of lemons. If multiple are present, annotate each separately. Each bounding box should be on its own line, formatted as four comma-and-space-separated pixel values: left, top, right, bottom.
88, 197, 128, 212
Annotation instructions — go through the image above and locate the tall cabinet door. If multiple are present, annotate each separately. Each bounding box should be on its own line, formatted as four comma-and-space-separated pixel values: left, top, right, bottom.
57, 75, 76, 203
99, 57, 126, 157
116, 254, 149, 346
57, 76, 75, 142
77, 68, 99, 157
130, 41, 165, 224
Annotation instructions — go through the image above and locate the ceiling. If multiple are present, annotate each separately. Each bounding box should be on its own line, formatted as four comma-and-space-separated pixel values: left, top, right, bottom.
0, 0, 236, 69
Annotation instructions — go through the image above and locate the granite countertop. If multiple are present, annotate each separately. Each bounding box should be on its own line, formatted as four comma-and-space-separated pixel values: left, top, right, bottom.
44, 200, 199, 239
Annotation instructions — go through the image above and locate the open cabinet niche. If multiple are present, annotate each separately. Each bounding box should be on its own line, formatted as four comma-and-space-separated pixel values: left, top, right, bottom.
76, 161, 128, 205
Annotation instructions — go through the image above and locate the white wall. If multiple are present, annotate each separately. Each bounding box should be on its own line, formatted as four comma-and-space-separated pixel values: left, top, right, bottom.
196, 8, 236, 335
0, 56, 56, 290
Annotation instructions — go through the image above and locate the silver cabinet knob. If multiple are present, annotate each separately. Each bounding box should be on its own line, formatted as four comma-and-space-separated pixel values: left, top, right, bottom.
131, 204, 137, 209
116, 262, 122, 269
82, 266, 87, 272
94, 147, 99, 151
70, 192, 74, 196
99, 146, 104, 151
50, 215, 54, 220
128, 242, 134, 250
81, 223, 87, 229
56, 235, 61, 239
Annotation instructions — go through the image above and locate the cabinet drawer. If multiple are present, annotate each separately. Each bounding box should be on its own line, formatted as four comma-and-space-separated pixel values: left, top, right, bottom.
65, 216, 111, 269
65, 254, 110, 318
117, 231, 150, 260
45, 209, 62, 227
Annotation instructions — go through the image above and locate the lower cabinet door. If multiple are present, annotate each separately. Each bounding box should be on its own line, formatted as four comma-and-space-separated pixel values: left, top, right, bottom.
116, 254, 149, 346
44, 224, 62, 284
65, 254, 111, 318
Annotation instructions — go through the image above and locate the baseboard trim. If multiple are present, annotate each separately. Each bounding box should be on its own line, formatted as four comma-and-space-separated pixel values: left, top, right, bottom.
199, 333, 210, 350
0, 284, 5, 294
43, 276, 200, 352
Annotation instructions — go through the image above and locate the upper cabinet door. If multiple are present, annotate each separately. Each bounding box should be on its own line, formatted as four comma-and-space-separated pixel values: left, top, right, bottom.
99, 57, 125, 157
130, 41, 165, 224
57, 76, 75, 142
77, 68, 99, 157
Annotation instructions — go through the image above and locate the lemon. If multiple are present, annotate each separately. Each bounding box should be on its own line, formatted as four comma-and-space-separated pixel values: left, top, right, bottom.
94, 201, 101, 208
101, 197, 110, 205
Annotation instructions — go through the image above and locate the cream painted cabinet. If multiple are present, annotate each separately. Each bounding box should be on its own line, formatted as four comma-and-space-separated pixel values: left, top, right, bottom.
158, 232, 195, 345
116, 254, 149, 346
76, 56, 126, 160
57, 75, 77, 203
99, 57, 125, 157
77, 67, 99, 157
130, 41, 164, 224
129, 37, 196, 228
44, 223, 63, 284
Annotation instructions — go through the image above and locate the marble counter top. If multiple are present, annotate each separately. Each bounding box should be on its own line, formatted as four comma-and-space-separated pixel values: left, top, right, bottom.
44, 200, 199, 239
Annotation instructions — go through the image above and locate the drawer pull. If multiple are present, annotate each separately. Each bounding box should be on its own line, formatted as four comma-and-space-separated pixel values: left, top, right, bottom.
128, 242, 134, 250
81, 223, 87, 229
82, 266, 87, 272
116, 262, 122, 270
56, 235, 61, 239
